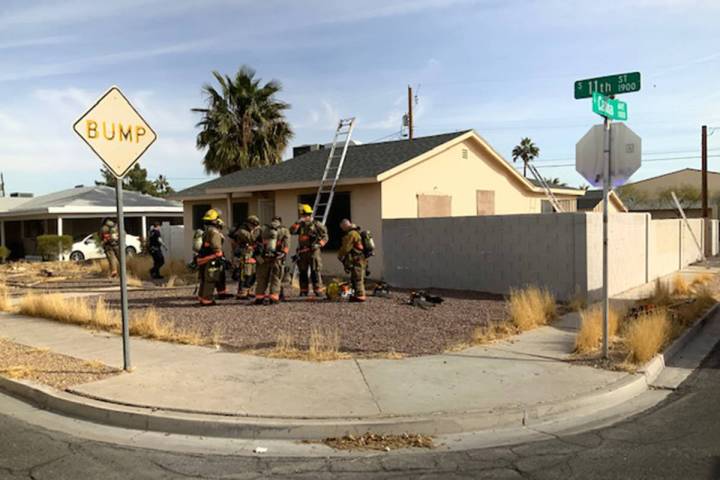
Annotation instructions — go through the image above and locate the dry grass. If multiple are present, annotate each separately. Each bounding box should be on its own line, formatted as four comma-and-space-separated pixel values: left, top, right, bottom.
623, 309, 671, 364
567, 292, 587, 312
508, 286, 557, 331
0, 283, 12, 312
266, 328, 351, 361
672, 274, 691, 296
691, 272, 713, 286
470, 321, 516, 345
127, 256, 192, 285
0, 365, 34, 379
17, 293, 206, 346
649, 278, 673, 307
574, 304, 625, 354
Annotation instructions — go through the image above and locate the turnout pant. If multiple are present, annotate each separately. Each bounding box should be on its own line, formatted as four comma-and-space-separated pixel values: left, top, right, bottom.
104, 246, 120, 276
198, 264, 227, 302
348, 258, 367, 299
255, 257, 283, 301
237, 259, 257, 297
150, 248, 165, 278
297, 249, 324, 295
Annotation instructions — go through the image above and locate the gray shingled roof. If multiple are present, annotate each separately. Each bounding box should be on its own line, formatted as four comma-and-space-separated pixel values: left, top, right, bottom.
5, 186, 181, 213
176, 131, 470, 197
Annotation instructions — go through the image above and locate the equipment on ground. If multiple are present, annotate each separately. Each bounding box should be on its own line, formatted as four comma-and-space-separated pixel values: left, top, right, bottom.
372, 281, 391, 298
406, 290, 444, 309
311, 118, 356, 225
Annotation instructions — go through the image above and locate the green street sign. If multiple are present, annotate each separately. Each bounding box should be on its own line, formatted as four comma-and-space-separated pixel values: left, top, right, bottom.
574, 72, 641, 99
592, 92, 628, 121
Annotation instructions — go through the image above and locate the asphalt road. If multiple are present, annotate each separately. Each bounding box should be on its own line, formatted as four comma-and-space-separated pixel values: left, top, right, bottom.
2, 343, 720, 480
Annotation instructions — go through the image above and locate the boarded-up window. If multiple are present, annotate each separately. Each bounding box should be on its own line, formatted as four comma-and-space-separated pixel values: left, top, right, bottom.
417, 194, 451, 218
476, 190, 495, 215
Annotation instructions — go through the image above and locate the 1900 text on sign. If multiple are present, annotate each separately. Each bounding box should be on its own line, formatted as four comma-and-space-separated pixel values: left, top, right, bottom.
73, 86, 157, 178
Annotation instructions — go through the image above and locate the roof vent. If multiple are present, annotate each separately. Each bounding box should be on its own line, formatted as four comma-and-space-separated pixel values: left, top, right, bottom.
75, 184, 84, 188
9, 192, 33, 198
293, 144, 324, 158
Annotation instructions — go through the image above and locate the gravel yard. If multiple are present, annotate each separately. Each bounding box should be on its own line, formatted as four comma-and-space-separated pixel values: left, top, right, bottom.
104, 285, 509, 356
0, 338, 119, 389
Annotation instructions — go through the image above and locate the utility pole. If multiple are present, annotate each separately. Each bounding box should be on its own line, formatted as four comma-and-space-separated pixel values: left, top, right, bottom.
407, 85, 414, 140
702, 125, 708, 219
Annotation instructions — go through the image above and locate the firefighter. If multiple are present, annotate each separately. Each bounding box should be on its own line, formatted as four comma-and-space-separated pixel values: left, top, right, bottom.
254, 216, 289, 305
290, 204, 329, 297
337, 218, 367, 302
99, 218, 120, 278
230, 215, 261, 299
196, 209, 232, 306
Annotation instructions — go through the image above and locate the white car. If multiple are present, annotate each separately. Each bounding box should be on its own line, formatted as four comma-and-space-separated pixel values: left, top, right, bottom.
68, 234, 141, 262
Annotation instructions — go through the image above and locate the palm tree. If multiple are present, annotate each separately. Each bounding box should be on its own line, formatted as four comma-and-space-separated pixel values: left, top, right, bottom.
192, 66, 293, 175
544, 177, 568, 187
512, 137, 540, 177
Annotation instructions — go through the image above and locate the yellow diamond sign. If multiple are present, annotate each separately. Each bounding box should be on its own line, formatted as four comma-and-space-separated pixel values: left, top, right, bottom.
73, 86, 157, 178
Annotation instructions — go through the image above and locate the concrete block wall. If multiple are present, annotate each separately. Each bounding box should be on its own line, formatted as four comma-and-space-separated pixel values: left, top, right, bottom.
383, 213, 718, 301
383, 213, 585, 300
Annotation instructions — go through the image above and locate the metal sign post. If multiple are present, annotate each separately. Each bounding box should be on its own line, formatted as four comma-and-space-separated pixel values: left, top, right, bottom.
73, 86, 157, 371
576, 73, 641, 359
115, 180, 131, 370
601, 116, 611, 359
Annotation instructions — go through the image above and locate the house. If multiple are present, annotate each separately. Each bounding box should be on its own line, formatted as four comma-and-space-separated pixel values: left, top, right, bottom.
0, 185, 183, 259
577, 189, 628, 213
175, 130, 586, 277
618, 168, 719, 218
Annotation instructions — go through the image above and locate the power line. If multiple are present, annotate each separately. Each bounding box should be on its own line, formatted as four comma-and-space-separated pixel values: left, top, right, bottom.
520, 154, 720, 169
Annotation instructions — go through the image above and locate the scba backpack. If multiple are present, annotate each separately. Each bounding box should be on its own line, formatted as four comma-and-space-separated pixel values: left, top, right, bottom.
359, 229, 375, 258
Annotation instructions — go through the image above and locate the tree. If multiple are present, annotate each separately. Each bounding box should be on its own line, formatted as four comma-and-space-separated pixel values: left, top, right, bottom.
658, 185, 701, 210
192, 66, 294, 176
544, 177, 568, 187
96, 164, 173, 197
616, 184, 649, 208
153, 174, 175, 197
512, 137, 540, 177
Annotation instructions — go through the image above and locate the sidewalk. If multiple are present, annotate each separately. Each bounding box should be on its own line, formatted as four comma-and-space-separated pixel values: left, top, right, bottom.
1, 261, 717, 439
0, 310, 631, 431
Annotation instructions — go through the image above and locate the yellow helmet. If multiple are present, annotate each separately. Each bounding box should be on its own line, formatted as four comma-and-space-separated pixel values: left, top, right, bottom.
326, 281, 340, 301
298, 203, 313, 215
202, 209, 221, 222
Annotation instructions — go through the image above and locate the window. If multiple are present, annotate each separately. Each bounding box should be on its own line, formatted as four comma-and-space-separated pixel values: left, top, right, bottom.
297, 192, 350, 250
192, 204, 211, 230
476, 190, 495, 215
232, 202, 249, 227
417, 194, 451, 218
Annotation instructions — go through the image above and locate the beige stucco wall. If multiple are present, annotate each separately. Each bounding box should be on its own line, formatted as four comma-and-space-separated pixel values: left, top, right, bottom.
380, 139, 578, 219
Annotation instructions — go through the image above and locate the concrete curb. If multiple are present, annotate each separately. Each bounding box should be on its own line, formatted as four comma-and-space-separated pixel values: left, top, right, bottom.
0, 368, 649, 440
639, 302, 720, 385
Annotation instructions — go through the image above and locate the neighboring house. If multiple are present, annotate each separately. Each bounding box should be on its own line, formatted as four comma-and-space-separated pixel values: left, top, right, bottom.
174, 130, 585, 277
577, 189, 628, 213
0, 185, 183, 259
618, 168, 719, 219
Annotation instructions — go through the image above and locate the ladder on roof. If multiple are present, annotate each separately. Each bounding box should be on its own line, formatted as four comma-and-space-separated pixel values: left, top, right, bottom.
526, 162, 564, 213
311, 118, 356, 225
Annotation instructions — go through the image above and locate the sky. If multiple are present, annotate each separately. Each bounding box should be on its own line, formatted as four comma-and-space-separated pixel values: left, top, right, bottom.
1, 0, 720, 195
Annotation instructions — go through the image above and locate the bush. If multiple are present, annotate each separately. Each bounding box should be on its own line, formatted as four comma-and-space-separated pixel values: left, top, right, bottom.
575, 304, 624, 354
508, 286, 557, 331
624, 309, 670, 364
0, 245, 10, 263
36, 235, 73, 260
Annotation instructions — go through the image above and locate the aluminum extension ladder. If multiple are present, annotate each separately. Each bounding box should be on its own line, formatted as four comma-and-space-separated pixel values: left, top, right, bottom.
526, 162, 564, 213
311, 118, 356, 225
